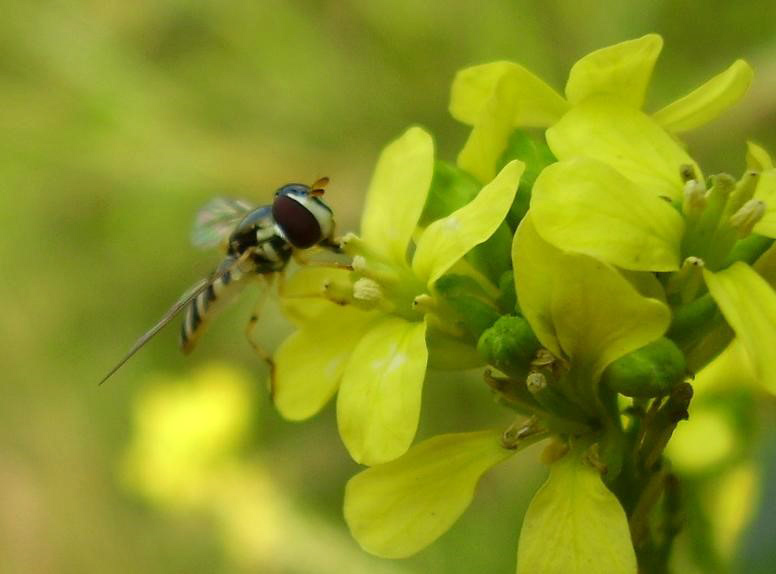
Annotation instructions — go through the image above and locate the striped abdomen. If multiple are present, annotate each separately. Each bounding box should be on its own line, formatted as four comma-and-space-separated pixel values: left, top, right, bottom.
180, 258, 249, 354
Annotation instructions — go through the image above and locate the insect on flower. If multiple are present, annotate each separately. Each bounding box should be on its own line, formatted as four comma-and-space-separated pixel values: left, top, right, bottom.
98, 178, 342, 385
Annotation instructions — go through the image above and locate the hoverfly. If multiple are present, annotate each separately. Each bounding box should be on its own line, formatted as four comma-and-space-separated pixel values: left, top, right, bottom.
99, 177, 341, 385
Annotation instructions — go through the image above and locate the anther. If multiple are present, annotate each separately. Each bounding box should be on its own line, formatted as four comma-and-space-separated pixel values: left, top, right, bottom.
411, 294, 437, 313
352, 278, 384, 304
679, 164, 697, 183
730, 199, 766, 236
682, 179, 707, 217
724, 170, 760, 219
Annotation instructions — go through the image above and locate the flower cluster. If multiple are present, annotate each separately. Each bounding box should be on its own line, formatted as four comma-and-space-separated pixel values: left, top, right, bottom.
271, 35, 775, 573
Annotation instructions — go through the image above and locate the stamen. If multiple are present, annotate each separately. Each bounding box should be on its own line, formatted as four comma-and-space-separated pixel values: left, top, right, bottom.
353, 278, 384, 303
350, 254, 401, 286
666, 256, 705, 305
682, 179, 707, 218
526, 371, 548, 393
679, 164, 698, 183
411, 294, 437, 314
729, 199, 766, 236
724, 170, 760, 219
322, 278, 354, 306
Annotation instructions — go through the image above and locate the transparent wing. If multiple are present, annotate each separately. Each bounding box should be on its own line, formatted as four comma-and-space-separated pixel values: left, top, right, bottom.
191, 197, 256, 249
97, 277, 209, 386
98, 252, 251, 386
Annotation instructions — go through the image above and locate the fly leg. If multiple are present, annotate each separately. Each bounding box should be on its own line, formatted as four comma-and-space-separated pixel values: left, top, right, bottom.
291, 249, 352, 270
245, 277, 276, 393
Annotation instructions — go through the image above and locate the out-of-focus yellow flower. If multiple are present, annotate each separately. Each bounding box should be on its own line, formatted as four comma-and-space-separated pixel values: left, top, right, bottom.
709, 463, 760, 560
120, 363, 252, 508
668, 408, 737, 473
450, 34, 753, 181
274, 126, 525, 465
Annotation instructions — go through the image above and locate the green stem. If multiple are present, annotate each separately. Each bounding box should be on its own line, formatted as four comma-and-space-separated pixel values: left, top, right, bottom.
612, 383, 694, 573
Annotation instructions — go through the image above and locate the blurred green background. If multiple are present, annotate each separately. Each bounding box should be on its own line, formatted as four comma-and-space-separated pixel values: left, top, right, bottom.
2, 1, 776, 573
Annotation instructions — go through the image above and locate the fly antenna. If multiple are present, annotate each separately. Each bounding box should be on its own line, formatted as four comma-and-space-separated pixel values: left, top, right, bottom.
310, 176, 329, 196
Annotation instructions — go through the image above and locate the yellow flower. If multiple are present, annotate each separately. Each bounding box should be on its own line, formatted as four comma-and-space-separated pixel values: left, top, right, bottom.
344, 431, 639, 574
449, 34, 753, 182
273, 126, 525, 465
529, 99, 776, 392
341, 203, 676, 570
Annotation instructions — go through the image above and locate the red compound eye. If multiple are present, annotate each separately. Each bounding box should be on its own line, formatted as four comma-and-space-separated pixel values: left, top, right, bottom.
272, 194, 322, 248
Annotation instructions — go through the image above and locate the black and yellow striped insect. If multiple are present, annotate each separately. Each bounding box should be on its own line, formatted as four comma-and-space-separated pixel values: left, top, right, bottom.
99, 178, 340, 385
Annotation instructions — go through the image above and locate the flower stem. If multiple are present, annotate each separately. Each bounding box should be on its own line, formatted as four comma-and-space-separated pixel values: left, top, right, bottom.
611, 382, 694, 573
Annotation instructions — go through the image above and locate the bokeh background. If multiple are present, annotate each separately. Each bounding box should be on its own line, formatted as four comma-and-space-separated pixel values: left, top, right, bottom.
2, 1, 776, 573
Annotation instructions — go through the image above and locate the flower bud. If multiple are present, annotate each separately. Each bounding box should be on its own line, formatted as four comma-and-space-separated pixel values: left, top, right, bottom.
477, 315, 542, 379
418, 161, 480, 226
434, 274, 500, 340
497, 130, 555, 229
601, 337, 687, 398
465, 222, 513, 284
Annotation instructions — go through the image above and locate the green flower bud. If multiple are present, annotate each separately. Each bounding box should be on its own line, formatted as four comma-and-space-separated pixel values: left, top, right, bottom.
496, 130, 555, 229
497, 269, 517, 313
477, 315, 541, 379
418, 161, 480, 226
419, 161, 515, 284
601, 338, 687, 398
667, 295, 735, 372
435, 274, 501, 341
465, 221, 513, 284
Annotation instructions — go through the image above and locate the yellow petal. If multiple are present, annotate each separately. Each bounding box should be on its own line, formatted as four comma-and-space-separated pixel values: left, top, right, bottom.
273, 306, 377, 420
456, 75, 521, 182
753, 169, 776, 238
344, 430, 514, 558
413, 160, 524, 286
746, 141, 774, 171
552, 254, 671, 381
653, 60, 753, 134
514, 215, 671, 380
704, 263, 776, 393
531, 158, 684, 271
337, 317, 428, 465
547, 98, 700, 201
361, 127, 434, 266
517, 446, 637, 574
513, 215, 564, 358
449, 61, 568, 127
280, 266, 354, 325
565, 34, 663, 108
